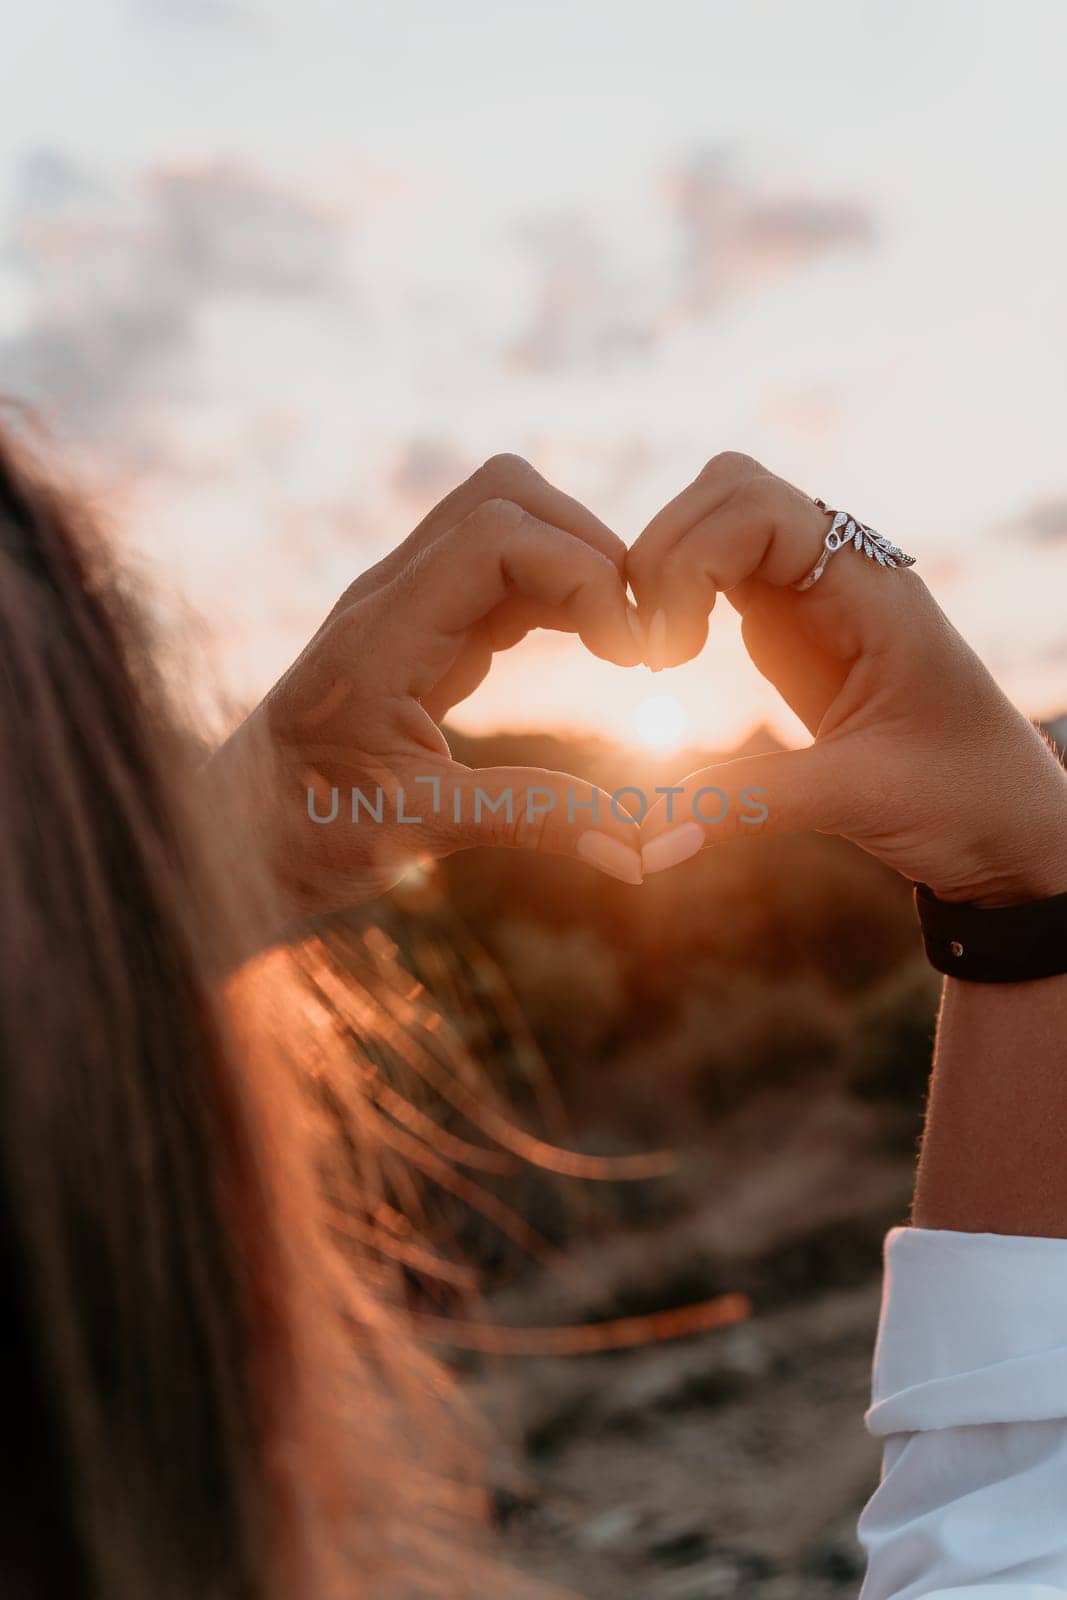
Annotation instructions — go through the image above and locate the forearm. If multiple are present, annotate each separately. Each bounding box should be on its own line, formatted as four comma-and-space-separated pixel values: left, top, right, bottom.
906, 742, 1067, 1236
863, 957, 1067, 1595
912, 973, 1067, 1237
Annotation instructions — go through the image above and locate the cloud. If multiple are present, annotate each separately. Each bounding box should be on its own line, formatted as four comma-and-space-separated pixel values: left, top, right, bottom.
1, 300, 188, 445
743, 197, 874, 255
1008, 498, 1067, 545
1, 148, 349, 450
510, 148, 875, 372
2, 148, 190, 444
10, 147, 104, 215
150, 162, 344, 297
667, 147, 875, 313
509, 213, 657, 373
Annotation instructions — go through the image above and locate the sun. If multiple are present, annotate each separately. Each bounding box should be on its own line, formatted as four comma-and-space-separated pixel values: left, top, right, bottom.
631, 693, 690, 752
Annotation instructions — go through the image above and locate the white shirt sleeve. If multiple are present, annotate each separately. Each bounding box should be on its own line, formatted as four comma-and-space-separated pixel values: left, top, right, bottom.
859, 1226, 1067, 1600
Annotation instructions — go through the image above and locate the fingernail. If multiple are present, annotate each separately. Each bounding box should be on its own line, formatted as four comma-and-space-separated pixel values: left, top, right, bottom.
641, 821, 705, 875
576, 830, 643, 885
647, 608, 667, 672
626, 605, 645, 654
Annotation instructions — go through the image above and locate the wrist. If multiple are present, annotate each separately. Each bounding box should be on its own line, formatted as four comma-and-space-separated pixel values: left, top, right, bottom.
929, 807, 1067, 909
919, 721, 1067, 906
930, 855, 1067, 911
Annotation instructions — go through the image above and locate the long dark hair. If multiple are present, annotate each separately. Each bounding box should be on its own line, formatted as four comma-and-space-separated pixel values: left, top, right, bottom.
0, 419, 564, 1600
0, 424, 304, 1598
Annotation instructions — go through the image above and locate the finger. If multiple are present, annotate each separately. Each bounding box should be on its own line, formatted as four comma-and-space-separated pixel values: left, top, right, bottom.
638, 745, 852, 875
436, 764, 644, 884
367, 499, 643, 688
415, 454, 628, 572
484, 592, 582, 650
418, 595, 560, 726
419, 624, 494, 725
737, 582, 849, 735
649, 472, 924, 669
298, 759, 643, 891
419, 591, 598, 727
338, 454, 628, 619
626, 451, 766, 619
650, 477, 824, 665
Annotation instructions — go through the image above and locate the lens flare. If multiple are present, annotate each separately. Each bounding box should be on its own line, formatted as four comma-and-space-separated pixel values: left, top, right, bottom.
632, 693, 689, 752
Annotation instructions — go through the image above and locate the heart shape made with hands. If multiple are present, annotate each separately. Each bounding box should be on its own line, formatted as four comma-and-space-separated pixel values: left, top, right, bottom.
228, 445, 1055, 918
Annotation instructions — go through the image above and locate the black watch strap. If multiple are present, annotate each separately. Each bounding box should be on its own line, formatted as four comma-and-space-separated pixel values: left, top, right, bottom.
915, 881, 1067, 983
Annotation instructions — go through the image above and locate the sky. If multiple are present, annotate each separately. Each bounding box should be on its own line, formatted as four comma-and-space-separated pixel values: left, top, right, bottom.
1, 0, 1066, 751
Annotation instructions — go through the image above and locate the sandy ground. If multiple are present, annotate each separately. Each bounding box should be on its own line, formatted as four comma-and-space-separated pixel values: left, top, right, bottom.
460, 1084, 914, 1598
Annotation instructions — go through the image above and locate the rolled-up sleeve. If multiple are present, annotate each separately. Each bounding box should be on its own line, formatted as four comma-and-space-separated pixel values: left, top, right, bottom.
859, 1227, 1067, 1599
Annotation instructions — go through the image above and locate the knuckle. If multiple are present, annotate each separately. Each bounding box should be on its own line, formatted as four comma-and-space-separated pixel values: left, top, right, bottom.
699, 450, 762, 485
735, 474, 778, 518
580, 541, 616, 578
509, 797, 553, 854
478, 452, 536, 492
313, 597, 377, 676
659, 544, 690, 584
464, 497, 526, 538
664, 554, 713, 613
328, 553, 391, 615
599, 527, 629, 572
401, 534, 431, 579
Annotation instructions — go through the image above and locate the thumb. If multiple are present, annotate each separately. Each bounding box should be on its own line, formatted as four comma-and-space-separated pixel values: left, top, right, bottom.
639, 745, 849, 875
436, 764, 644, 884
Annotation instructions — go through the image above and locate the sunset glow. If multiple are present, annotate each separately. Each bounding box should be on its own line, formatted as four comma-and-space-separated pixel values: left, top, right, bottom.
0, 2, 1064, 742
632, 693, 690, 752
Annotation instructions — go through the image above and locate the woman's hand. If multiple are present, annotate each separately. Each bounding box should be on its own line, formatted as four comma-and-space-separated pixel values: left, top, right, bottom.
629, 452, 1067, 905
214, 455, 645, 918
